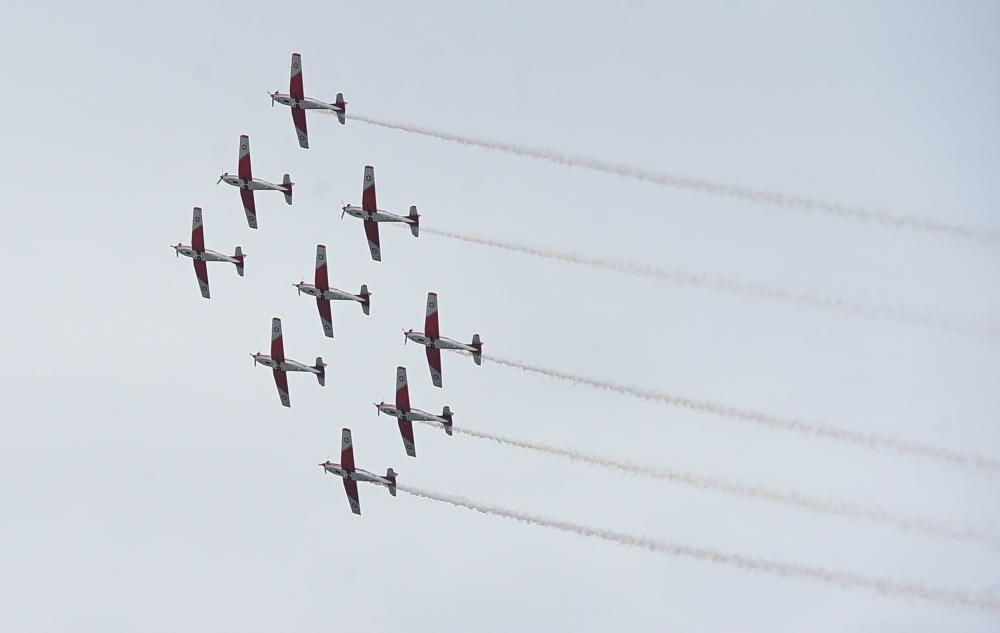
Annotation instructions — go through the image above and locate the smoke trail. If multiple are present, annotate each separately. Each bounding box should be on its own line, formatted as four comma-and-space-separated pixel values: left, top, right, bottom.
343, 112, 1000, 246
414, 419, 1000, 550
421, 226, 1000, 341
469, 352, 1000, 473
399, 484, 1000, 613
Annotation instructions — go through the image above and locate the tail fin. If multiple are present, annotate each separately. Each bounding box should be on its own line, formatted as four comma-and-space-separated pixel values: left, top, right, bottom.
314, 357, 326, 386
359, 284, 371, 316
335, 93, 346, 124
441, 406, 454, 436
408, 205, 420, 237
234, 246, 246, 277
282, 174, 294, 205
471, 334, 483, 366
385, 468, 397, 496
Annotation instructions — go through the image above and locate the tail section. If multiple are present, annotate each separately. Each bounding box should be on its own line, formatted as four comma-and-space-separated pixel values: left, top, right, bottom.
471, 334, 483, 366
335, 93, 347, 124
441, 406, 454, 436
233, 246, 245, 277
359, 284, 371, 316
282, 174, 294, 205
408, 205, 420, 237
314, 356, 327, 386
385, 468, 397, 496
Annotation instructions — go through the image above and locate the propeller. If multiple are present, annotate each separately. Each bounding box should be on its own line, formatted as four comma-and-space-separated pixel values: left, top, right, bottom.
217, 174, 224, 185
173, 244, 179, 258
251, 352, 259, 367
294, 280, 304, 296
374, 402, 381, 416
340, 202, 348, 219
270, 91, 277, 107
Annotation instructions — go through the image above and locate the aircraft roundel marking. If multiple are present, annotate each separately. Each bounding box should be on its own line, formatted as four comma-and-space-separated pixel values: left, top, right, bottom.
241, 144, 248, 151
365, 175, 372, 182
429, 302, 436, 309
318, 253, 325, 261
273, 326, 279, 334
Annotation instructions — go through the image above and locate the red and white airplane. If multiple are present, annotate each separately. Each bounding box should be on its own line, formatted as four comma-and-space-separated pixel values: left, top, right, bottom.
341, 165, 419, 261
251, 317, 326, 407
172, 207, 245, 299
405, 292, 482, 388
375, 366, 454, 457
293, 244, 371, 338
269, 53, 346, 149
320, 428, 397, 516
218, 135, 293, 229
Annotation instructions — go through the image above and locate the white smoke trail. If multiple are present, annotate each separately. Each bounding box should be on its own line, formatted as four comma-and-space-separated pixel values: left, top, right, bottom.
420, 226, 1000, 341
398, 484, 1000, 613
344, 112, 1000, 246
414, 419, 1000, 551
471, 352, 1000, 473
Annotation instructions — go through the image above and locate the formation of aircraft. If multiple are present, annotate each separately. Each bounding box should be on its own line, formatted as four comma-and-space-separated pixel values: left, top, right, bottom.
175, 53, 488, 517
218, 134, 293, 229
252, 318, 326, 407
320, 428, 397, 515
405, 292, 483, 388
294, 244, 371, 338
375, 366, 454, 457
270, 52, 346, 148
341, 165, 420, 261
173, 207, 245, 299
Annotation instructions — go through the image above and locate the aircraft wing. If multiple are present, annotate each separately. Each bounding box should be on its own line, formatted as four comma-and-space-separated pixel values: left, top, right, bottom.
191, 207, 205, 252
273, 368, 290, 407
363, 220, 381, 262
270, 318, 285, 363
341, 428, 356, 472
316, 298, 333, 338
240, 189, 258, 229
238, 135, 252, 181
362, 165, 377, 213
291, 108, 308, 149
425, 347, 443, 388
395, 366, 410, 412
314, 244, 329, 290
193, 259, 210, 299
289, 53, 305, 101
397, 418, 416, 457
342, 478, 361, 515
425, 292, 440, 339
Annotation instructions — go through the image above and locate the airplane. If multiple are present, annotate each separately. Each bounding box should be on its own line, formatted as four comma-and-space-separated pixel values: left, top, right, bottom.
341, 165, 419, 261
251, 317, 326, 407
218, 134, 293, 229
404, 292, 482, 388
269, 52, 346, 148
172, 207, 245, 299
293, 244, 371, 338
375, 366, 454, 457
319, 428, 397, 515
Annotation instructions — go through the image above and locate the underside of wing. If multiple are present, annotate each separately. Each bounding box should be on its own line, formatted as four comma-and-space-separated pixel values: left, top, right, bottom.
291, 108, 308, 149
193, 259, 210, 299
395, 366, 410, 411
426, 347, 442, 388
240, 189, 258, 229
191, 207, 205, 252
342, 478, 361, 515
238, 135, 252, 181
316, 298, 333, 338
362, 165, 376, 213
273, 369, 290, 407
398, 418, 416, 457
424, 292, 440, 339
363, 220, 381, 261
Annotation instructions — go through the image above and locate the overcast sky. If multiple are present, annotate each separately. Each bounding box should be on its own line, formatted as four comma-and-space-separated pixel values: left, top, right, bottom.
1, 1, 998, 631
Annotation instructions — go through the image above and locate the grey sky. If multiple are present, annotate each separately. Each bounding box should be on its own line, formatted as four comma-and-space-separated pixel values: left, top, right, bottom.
1, 1, 998, 631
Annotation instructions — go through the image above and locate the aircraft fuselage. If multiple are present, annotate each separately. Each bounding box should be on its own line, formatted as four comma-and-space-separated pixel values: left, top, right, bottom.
405, 331, 476, 353
220, 174, 287, 191
376, 403, 448, 425
342, 204, 414, 225
294, 283, 362, 303
252, 354, 319, 374
322, 463, 391, 487
272, 93, 343, 112
174, 245, 238, 264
